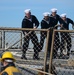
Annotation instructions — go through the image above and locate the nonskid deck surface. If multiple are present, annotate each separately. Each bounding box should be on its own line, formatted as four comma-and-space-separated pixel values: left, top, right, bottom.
0, 49, 74, 75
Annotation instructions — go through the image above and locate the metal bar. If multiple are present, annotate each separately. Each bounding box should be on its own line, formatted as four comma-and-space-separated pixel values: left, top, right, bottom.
2, 31, 5, 49
0, 27, 48, 31
1, 31, 2, 48
15, 63, 52, 75
0, 31, 2, 48
20, 32, 22, 48
54, 29, 74, 33
3, 31, 22, 33
1, 27, 74, 32
0, 27, 74, 33
49, 30, 55, 74
43, 30, 50, 74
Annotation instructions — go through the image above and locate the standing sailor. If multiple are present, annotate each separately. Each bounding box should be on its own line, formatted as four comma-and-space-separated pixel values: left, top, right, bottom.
21, 9, 40, 60
50, 8, 62, 58
60, 13, 74, 58
40, 12, 55, 57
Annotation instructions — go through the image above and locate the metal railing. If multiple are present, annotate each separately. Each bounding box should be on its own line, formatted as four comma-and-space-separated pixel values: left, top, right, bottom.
49, 29, 74, 75
0, 27, 74, 75
0, 27, 50, 75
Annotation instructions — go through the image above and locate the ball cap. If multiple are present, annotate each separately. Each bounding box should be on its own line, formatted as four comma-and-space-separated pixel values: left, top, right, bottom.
43, 12, 50, 16
24, 9, 31, 13
51, 8, 57, 12
60, 13, 66, 17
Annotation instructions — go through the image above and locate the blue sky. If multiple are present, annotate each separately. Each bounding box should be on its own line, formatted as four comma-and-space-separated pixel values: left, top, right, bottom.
0, 0, 74, 29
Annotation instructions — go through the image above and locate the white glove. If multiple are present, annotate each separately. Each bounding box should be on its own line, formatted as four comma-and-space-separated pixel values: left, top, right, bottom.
72, 25, 74, 30
60, 24, 63, 28
33, 26, 37, 29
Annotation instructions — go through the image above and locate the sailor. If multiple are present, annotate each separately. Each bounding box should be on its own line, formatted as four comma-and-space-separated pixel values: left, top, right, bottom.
50, 8, 62, 58
60, 13, 74, 58
40, 12, 55, 57
21, 9, 40, 60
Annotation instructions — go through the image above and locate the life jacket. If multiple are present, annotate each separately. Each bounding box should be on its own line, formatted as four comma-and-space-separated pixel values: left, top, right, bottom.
0, 66, 22, 75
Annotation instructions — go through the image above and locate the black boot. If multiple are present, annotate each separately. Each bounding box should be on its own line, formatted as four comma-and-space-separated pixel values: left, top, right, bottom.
21, 54, 27, 60
66, 51, 70, 59
59, 53, 64, 59
67, 50, 70, 56
67, 52, 70, 56
33, 53, 40, 60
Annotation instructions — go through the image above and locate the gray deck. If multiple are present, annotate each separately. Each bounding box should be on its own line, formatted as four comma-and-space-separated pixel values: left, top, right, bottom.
0, 49, 74, 75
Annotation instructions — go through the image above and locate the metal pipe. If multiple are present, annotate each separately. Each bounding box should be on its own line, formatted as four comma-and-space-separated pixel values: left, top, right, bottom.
44, 29, 50, 74
2, 31, 5, 49
20, 32, 22, 48
54, 29, 74, 32
49, 30, 55, 74
0, 27, 48, 31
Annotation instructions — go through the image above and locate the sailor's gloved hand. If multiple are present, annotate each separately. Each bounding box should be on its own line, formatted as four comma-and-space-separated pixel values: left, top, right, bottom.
33, 26, 37, 29
60, 24, 63, 28
72, 25, 74, 30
